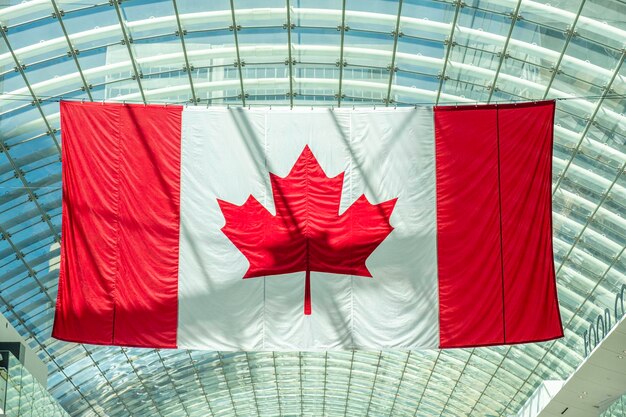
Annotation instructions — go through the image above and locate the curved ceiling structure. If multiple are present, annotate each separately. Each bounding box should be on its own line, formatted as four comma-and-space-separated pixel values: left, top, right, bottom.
0, 0, 624, 416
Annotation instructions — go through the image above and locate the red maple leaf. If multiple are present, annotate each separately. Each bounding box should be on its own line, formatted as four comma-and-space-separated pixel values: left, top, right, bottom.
217, 145, 397, 315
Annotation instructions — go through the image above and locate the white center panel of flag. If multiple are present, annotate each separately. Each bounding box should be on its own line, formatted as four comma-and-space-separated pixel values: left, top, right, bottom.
177, 107, 439, 350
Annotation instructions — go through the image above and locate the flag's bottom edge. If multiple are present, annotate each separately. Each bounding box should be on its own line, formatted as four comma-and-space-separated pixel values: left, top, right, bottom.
51, 333, 440, 351
439, 332, 564, 349
51, 333, 178, 349
51, 333, 564, 351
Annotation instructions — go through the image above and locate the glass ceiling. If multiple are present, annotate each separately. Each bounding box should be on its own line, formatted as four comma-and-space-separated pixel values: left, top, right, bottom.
0, 0, 624, 415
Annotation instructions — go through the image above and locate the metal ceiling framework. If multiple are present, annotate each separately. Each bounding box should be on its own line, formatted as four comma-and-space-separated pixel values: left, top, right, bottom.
0, 0, 624, 416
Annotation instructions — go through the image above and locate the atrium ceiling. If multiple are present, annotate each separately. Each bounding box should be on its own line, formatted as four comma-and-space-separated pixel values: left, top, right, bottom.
0, 0, 624, 416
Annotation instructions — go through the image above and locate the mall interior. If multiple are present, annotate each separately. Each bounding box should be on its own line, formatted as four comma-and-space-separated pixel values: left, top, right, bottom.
0, 0, 625, 416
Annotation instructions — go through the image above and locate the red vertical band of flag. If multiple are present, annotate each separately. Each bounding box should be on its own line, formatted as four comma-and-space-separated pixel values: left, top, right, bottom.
435, 100, 562, 348
435, 106, 504, 347
499, 103, 563, 343
52, 101, 182, 348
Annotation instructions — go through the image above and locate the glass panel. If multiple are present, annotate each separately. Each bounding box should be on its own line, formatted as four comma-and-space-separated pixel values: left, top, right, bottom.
0, 351, 70, 417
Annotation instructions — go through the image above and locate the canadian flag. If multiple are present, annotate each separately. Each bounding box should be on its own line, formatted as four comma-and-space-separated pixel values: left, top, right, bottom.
53, 100, 562, 350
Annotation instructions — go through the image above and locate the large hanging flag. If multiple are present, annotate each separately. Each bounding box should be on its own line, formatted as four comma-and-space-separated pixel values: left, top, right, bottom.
52, 101, 563, 350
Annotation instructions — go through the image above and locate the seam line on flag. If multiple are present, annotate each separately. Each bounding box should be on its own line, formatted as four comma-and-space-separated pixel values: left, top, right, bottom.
262, 110, 268, 350
304, 146, 312, 315
496, 106, 506, 344
349, 112, 354, 348
110, 105, 123, 345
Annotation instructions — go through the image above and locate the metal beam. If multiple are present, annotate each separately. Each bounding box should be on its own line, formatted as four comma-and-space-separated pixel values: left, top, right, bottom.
286, 0, 295, 108
341, 350, 356, 417
486, 0, 523, 103
364, 351, 383, 417
172, 0, 198, 104
555, 162, 626, 278
321, 351, 329, 416
50, 0, 93, 102
541, 0, 588, 99
244, 352, 262, 417
336, 0, 347, 108
299, 351, 304, 417
119, 349, 167, 417
551, 51, 626, 195
388, 351, 412, 416
465, 351, 510, 416
0, 26, 61, 153
412, 351, 441, 416
229, 0, 246, 106
0, 139, 59, 244
155, 350, 192, 416
217, 351, 240, 417
438, 351, 475, 417
271, 351, 283, 417
435, 0, 463, 105
111, 0, 147, 103
186, 351, 216, 417
384, 0, 404, 106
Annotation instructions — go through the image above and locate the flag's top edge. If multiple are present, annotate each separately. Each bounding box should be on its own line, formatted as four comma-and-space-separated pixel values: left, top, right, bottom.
182, 106, 423, 113
59, 99, 555, 112
58, 100, 423, 113
59, 100, 183, 109
433, 99, 555, 112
